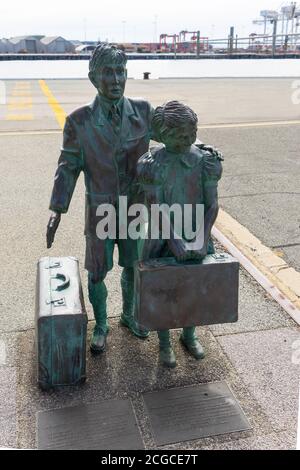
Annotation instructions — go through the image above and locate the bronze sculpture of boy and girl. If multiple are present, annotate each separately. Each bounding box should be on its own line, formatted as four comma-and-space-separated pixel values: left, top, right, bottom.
47, 43, 223, 368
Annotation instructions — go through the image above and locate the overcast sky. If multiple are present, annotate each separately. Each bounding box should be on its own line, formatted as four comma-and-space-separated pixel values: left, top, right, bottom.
0, 0, 295, 42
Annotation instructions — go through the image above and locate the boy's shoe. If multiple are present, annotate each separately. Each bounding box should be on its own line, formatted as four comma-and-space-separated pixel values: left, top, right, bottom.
180, 335, 205, 360
159, 347, 177, 368
90, 325, 107, 354
120, 314, 150, 339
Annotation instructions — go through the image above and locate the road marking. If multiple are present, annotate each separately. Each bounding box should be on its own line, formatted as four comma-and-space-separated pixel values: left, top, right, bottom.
5, 114, 33, 120
11, 90, 31, 97
8, 102, 32, 110
0, 130, 61, 136
0, 80, 6, 104
8, 98, 32, 105
14, 85, 30, 90
199, 119, 300, 130
5, 81, 33, 121
38, 79, 66, 129
15, 81, 30, 86
8, 105, 33, 111
214, 209, 300, 322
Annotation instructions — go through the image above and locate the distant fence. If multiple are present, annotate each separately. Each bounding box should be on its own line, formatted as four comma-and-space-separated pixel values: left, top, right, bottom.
1, 32, 300, 61
0, 52, 300, 61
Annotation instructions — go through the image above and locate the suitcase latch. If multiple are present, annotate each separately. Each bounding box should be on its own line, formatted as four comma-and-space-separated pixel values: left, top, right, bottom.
212, 253, 227, 261
46, 297, 66, 307
46, 261, 61, 269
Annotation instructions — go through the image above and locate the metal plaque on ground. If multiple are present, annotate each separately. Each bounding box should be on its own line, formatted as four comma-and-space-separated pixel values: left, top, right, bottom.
143, 381, 251, 446
37, 398, 144, 450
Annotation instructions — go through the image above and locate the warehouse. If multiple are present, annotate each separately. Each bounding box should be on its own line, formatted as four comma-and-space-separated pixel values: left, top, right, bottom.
9, 36, 43, 53
40, 36, 75, 53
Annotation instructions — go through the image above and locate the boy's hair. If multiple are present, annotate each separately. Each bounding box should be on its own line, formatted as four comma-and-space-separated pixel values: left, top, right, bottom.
152, 101, 198, 139
89, 43, 127, 76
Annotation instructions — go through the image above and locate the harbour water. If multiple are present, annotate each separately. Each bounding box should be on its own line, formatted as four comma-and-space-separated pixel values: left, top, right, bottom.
0, 58, 299, 79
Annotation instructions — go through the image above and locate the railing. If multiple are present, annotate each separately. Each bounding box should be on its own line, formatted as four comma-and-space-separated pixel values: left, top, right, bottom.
0, 33, 299, 60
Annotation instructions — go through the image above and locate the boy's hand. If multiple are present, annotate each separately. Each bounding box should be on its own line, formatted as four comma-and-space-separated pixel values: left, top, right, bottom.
197, 143, 224, 161
46, 212, 61, 248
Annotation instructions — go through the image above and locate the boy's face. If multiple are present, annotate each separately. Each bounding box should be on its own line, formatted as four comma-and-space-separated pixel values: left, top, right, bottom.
163, 123, 198, 154
91, 62, 127, 100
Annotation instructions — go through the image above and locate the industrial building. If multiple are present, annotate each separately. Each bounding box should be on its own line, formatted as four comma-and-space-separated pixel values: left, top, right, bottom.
0, 35, 75, 54
0, 38, 14, 53
8, 36, 43, 53
40, 36, 75, 53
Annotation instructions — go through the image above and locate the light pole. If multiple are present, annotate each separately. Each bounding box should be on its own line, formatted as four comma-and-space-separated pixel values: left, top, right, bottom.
272, 18, 278, 56
122, 20, 126, 43
83, 18, 87, 43
153, 14, 158, 43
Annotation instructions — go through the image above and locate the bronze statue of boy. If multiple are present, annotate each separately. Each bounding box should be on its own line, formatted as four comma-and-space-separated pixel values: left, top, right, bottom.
47, 44, 152, 353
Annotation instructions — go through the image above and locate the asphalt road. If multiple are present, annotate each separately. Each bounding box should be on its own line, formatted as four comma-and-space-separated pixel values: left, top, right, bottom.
1, 77, 300, 129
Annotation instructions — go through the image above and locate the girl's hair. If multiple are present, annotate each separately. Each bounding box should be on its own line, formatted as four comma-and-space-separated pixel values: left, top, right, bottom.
152, 100, 198, 140
89, 43, 127, 76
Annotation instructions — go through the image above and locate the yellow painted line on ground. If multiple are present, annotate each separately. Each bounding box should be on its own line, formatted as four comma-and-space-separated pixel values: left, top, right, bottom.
8, 98, 32, 105
4, 82, 33, 121
199, 119, 300, 130
38, 79, 66, 129
214, 208, 300, 317
11, 90, 31, 97
5, 114, 33, 121
0, 130, 61, 137
8, 103, 32, 110
14, 83, 31, 88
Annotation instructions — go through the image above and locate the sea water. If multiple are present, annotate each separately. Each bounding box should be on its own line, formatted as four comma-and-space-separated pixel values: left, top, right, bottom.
0, 58, 299, 79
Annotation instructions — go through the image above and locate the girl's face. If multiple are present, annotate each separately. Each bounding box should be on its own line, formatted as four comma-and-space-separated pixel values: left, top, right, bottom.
162, 123, 198, 154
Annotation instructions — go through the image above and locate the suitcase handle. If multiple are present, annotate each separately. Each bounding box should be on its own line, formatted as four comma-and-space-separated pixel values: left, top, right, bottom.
51, 273, 70, 291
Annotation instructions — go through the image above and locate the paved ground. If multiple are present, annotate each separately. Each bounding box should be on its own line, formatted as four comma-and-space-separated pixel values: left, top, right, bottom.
0, 78, 299, 449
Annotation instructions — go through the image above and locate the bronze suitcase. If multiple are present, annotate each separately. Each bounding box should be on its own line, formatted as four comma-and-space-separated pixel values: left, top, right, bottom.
35, 256, 88, 390
134, 253, 239, 331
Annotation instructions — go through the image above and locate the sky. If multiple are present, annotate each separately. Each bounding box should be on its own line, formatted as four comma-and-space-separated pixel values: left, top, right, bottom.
0, 0, 296, 42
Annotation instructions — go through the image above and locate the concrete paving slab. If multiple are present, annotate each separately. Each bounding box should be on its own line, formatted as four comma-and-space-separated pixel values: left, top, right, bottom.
217, 327, 300, 433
